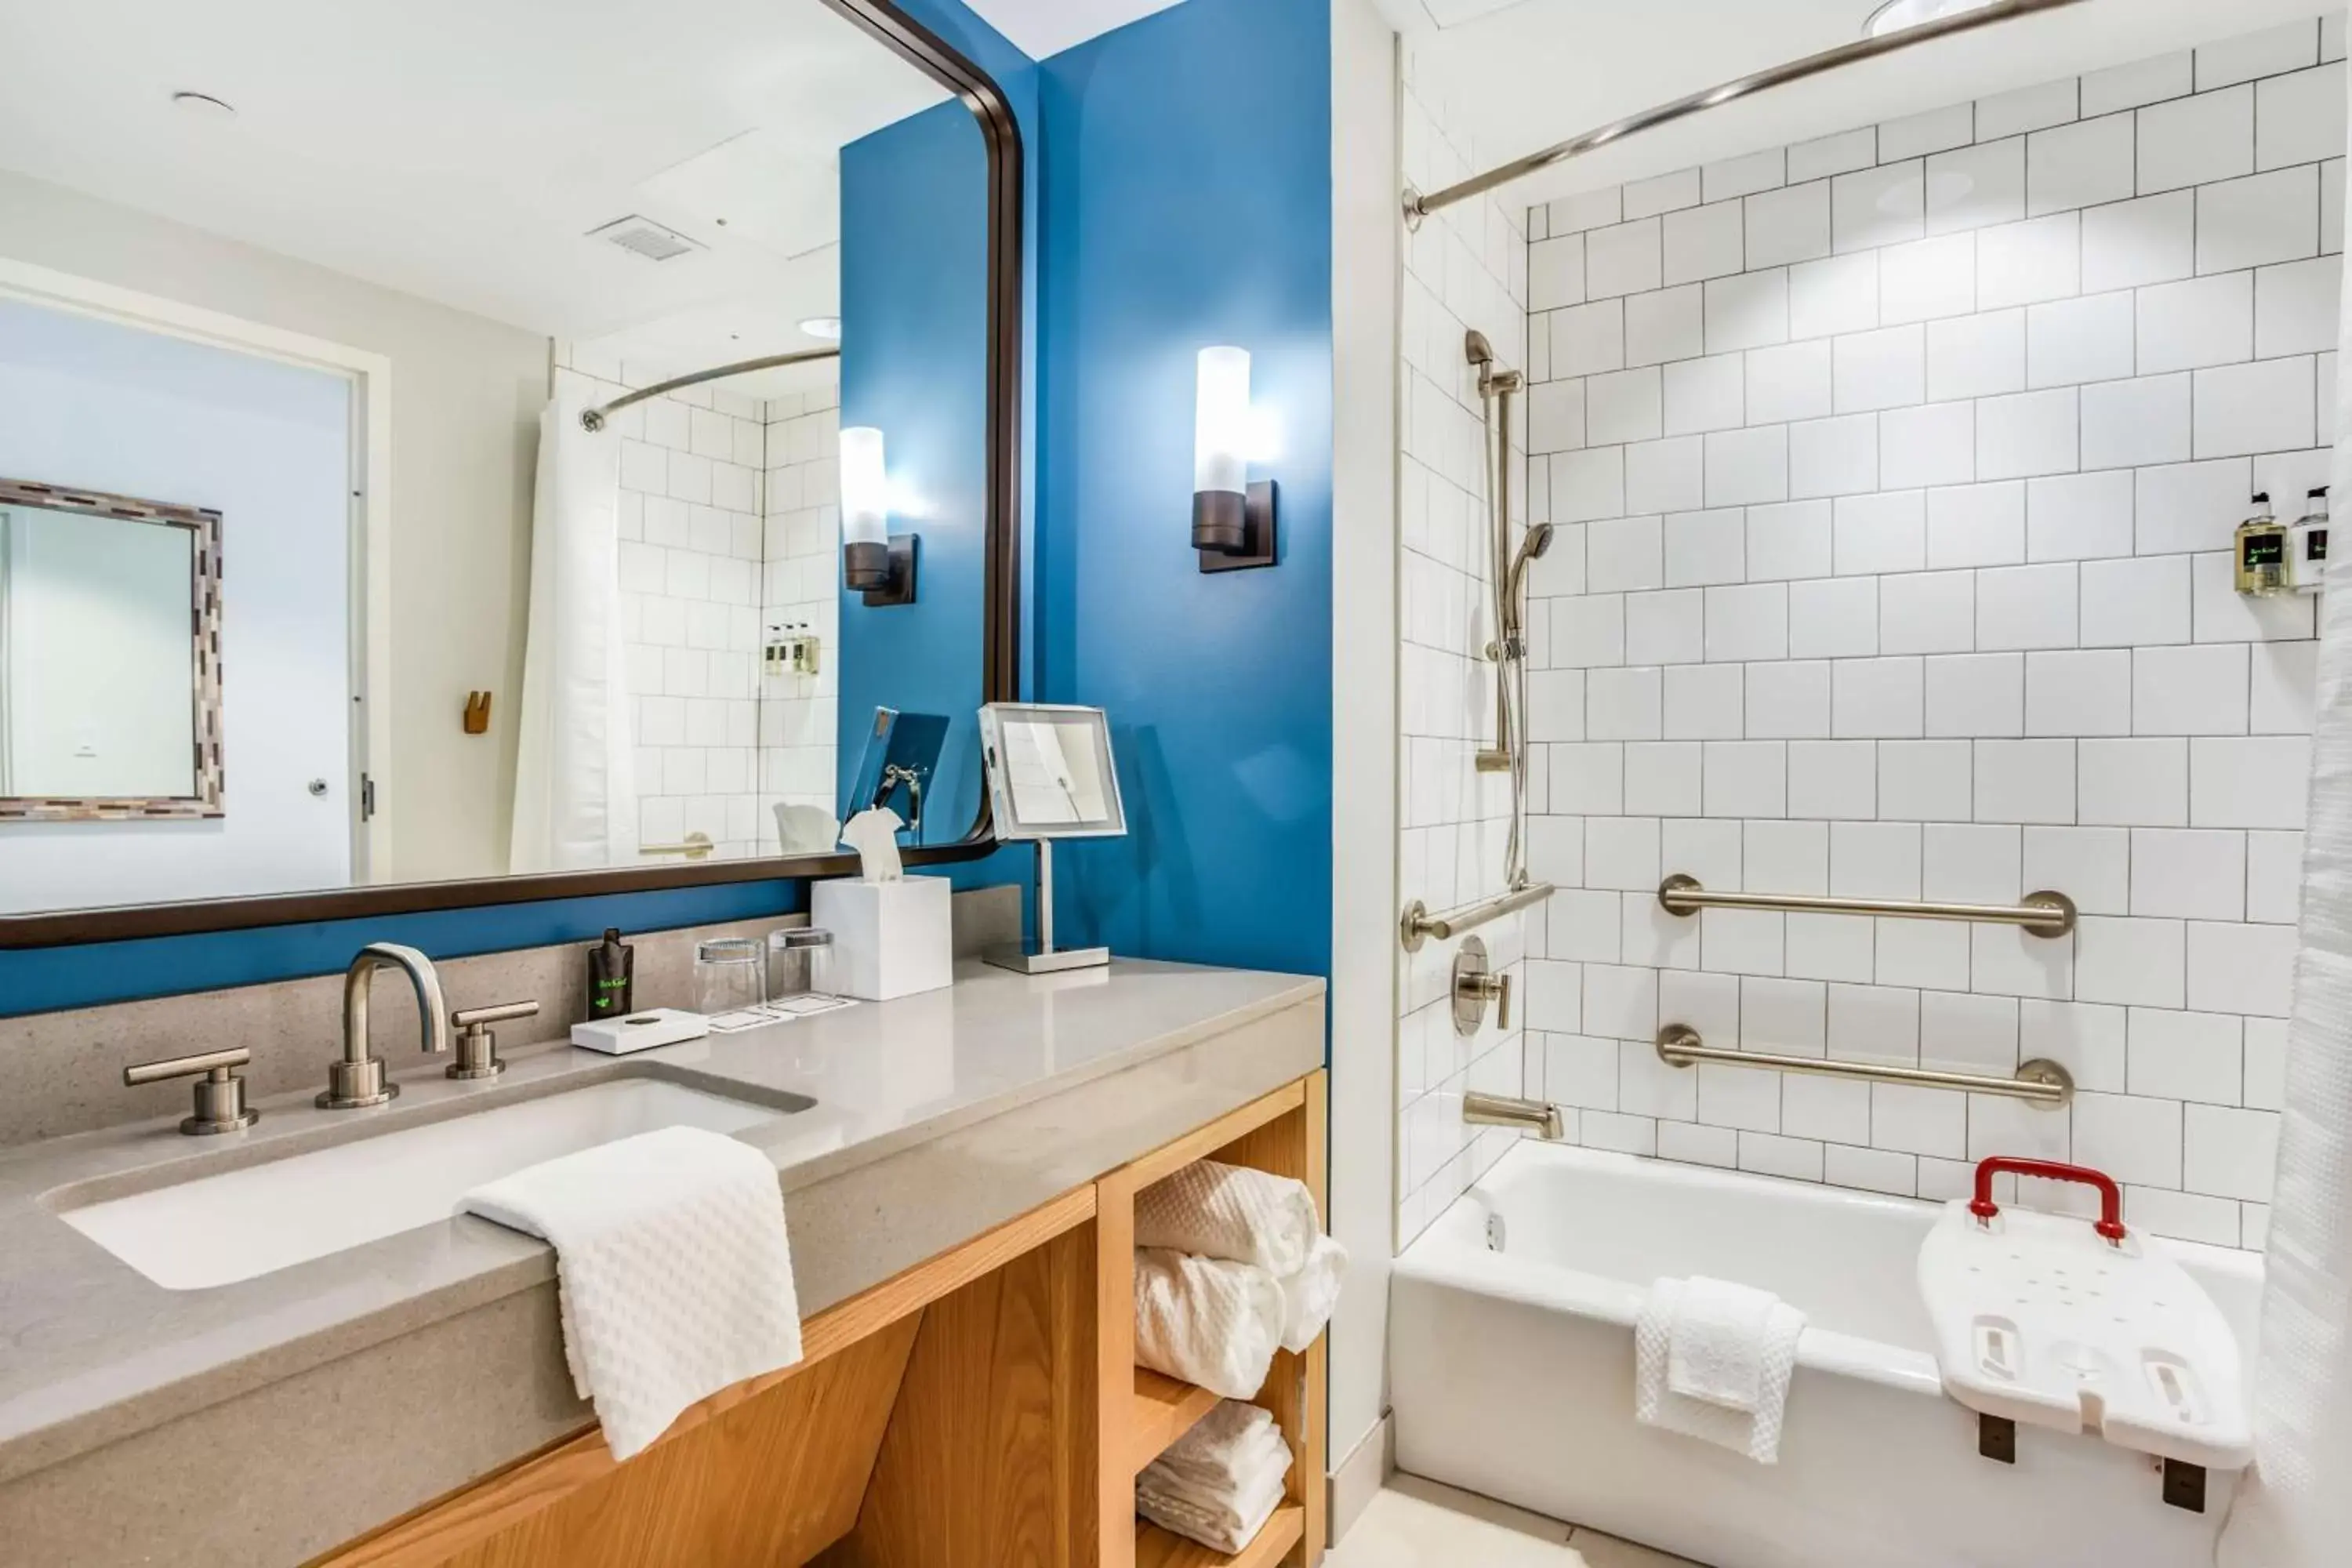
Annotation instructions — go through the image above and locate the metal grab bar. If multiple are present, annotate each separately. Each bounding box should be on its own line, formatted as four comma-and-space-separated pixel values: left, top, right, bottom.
1657, 1025, 2074, 1109
1400, 882, 1555, 953
641, 832, 716, 862
1657, 874, 2077, 938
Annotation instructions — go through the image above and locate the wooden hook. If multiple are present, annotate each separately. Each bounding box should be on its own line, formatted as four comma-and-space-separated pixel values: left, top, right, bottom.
463, 691, 492, 735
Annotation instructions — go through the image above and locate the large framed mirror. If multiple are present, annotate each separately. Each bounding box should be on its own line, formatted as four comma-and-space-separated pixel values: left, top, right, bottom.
0, 0, 1020, 945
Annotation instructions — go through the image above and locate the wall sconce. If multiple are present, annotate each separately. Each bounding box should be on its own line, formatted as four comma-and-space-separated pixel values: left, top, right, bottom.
840, 425, 918, 607
1192, 346, 1277, 572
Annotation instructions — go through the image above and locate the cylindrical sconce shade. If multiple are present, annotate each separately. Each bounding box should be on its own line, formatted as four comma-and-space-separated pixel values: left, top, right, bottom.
840, 426, 889, 549
1193, 347, 1250, 553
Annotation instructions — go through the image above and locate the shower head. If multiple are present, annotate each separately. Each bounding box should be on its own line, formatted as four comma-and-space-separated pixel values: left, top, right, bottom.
1521, 523, 1556, 561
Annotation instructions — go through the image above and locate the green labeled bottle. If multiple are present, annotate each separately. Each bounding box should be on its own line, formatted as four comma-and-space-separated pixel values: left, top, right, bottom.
588, 928, 634, 1019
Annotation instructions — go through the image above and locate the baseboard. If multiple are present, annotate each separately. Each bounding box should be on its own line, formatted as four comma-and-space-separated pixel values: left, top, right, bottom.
1327, 1411, 1392, 1548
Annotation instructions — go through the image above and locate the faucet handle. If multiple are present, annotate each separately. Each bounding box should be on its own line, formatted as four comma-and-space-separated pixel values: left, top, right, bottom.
447, 1000, 538, 1081
125, 1047, 259, 1136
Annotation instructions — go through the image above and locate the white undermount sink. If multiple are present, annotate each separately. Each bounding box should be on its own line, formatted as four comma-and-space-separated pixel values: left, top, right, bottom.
57, 1078, 799, 1290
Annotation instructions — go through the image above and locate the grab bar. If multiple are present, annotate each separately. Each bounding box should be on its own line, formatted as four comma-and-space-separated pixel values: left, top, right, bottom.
1657, 874, 2076, 938
1656, 1025, 2074, 1109
1400, 882, 1556, 953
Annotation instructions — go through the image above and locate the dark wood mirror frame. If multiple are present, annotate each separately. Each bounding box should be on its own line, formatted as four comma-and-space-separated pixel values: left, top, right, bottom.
0, 0, 1022, 949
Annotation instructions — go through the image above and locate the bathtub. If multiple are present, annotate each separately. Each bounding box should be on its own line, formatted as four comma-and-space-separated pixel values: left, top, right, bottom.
1389, 1142, 2264, 1568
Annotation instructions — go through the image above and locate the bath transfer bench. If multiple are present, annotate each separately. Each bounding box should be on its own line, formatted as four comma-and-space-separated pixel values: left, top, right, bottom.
1918, 1158, 2254, 1514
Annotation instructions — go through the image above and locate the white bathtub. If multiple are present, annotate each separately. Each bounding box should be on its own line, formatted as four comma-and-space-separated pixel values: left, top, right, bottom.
1390, 1142, 2264, 1568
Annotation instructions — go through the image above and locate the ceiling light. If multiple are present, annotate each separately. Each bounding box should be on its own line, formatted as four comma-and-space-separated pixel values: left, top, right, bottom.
799, 317, 843, 342
171, 90, 236, 118
1864, 0, 1999, 37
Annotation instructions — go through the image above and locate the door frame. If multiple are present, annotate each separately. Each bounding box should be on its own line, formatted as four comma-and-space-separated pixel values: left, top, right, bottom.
0, 257, 394, 880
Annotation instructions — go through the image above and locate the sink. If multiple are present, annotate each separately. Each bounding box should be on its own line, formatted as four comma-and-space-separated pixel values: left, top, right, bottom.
57, 1078, 803, 1290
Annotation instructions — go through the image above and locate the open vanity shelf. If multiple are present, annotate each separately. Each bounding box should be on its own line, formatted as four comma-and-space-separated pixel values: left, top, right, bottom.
316, 1071, 1328, 1568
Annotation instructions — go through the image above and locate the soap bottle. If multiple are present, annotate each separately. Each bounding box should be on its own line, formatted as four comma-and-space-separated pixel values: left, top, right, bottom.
2235, 492, 2287, 597
2288, 486, 2329, 596
587, 928, 634, 1019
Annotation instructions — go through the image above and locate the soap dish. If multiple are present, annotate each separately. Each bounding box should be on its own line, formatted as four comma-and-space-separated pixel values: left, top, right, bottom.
571, 1008, 710, 1056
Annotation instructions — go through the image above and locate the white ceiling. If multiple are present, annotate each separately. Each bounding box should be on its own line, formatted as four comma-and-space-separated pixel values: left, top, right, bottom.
1403, 0, 2337, 209
0, 0, 959, 388
962, 0, 1185, 60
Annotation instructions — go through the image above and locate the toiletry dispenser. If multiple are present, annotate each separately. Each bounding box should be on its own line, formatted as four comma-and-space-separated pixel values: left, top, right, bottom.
2288, 487, 2328, 595
2235, 492, 2287, 597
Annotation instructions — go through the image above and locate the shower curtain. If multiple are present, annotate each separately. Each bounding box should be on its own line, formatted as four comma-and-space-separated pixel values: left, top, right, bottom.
507, 387, 637, 873
2218, 64, 2352, 1568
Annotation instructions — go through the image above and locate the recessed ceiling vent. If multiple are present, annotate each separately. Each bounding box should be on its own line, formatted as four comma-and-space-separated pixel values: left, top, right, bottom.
585, 215, 705, 263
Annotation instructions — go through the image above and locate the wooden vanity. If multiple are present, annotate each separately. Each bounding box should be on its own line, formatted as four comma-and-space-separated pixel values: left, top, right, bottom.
314, 1072, 1329, 1568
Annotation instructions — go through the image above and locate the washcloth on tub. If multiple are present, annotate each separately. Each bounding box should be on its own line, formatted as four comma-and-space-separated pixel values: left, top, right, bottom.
1277, 1232, 1349, 1353
462, 1126, 803, 1461
1134, 1247, 1287, 1399
1138, 1399, 1294, 1554
1136, 1159, 1320, 1276
1635, 1276, 1805, 1463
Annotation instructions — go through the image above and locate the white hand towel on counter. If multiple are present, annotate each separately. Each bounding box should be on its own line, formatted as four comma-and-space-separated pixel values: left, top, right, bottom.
462, 1125, 802, 1461
1134, 1246, 1286, 1399
1136, 1159, 1319, 1276
1276, 1233, 1348, 1354
1667, 1275, 1780, 1410
1138, 1399, 1294, 1554
1634, 1276, 1805, 1464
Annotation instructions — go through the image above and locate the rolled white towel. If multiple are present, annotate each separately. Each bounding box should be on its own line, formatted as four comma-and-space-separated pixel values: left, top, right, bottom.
1136, 1159, 1320, 1277
1142, 1398, 1289, 1499
1134, 1247, 1286, 1399
1276, 1232, 1348, 1353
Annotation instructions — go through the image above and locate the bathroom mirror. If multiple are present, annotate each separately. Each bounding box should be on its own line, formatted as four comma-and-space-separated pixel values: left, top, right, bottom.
978, 705, 1128, 840
0, 0, 1020, 940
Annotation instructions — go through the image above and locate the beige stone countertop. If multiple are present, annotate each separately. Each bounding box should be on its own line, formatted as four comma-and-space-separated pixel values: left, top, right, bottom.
0, 957, 1324, 1487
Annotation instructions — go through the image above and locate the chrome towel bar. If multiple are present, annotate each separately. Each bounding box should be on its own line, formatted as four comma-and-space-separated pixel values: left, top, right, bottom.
1400, 881, 1556, 953
1657, 874, 2077, 938
1657, 1025, 2074, 1109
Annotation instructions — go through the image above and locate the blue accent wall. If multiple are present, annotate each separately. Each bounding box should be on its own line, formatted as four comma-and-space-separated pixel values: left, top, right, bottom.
1035, 0, 1335, 978
0, 882, 807, 1018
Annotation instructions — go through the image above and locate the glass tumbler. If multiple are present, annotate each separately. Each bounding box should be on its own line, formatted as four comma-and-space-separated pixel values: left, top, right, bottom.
768, 927, 834, 999
693, 937, 767, 1015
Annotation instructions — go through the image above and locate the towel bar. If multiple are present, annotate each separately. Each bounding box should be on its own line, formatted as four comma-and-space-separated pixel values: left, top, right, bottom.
1655, 1025, 2074, 1109
1657, 874, 2075, 938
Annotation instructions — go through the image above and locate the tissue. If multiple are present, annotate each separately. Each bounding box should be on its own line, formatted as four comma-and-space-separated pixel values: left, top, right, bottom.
840, 808, 906, 882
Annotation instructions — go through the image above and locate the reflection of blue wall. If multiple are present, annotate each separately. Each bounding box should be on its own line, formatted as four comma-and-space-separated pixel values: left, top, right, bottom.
837, 101, 989, 850
1036, 0, 1335, 978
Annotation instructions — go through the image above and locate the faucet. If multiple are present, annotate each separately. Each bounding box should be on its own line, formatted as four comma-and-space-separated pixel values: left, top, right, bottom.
1463, 1091, 1563, 1141
319, 942, 450, 1109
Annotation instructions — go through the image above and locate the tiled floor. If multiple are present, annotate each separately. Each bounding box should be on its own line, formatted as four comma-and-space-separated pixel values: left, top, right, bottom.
1327, 1474, 1707, 1567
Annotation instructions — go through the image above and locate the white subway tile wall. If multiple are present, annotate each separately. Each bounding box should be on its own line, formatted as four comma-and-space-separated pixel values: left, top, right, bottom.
1396, 47, 1538, 1244
554, 344, 840, 862
1500, 21, 2339, 1250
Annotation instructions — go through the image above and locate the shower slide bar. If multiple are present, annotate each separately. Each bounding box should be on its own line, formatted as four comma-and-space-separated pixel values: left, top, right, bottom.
1657, 1025, 2075, 1109
1403, 0, 2089, 225
1657, 875, 2078, 938
1400, 882, 1556, 953
580, 346, 843, 432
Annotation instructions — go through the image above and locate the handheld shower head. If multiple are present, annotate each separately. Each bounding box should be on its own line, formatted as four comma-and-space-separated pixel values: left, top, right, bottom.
1506, 523, 1556, 604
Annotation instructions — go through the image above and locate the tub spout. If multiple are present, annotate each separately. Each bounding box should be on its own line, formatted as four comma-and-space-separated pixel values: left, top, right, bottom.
1464, 1091, 1563, 1140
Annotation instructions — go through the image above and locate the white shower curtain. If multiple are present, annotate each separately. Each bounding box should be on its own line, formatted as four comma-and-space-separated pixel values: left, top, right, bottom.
507, 387, 637, 873
2219, 60, 2352, 1568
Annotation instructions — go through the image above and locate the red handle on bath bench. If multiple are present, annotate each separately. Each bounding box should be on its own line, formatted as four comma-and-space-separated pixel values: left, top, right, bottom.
1967, 1157, 2127, 1243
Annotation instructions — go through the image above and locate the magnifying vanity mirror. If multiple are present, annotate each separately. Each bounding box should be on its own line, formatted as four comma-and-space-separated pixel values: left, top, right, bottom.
0, 0, 1019, 942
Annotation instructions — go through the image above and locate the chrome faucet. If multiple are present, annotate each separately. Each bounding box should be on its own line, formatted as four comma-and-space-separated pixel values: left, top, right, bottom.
319, 942, 449, 1109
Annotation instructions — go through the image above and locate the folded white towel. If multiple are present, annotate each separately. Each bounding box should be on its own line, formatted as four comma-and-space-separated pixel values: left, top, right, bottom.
1134, 1247, 1286, 1399
1136, 1160, 1319, 1277
1276, 1233, 1348, 1354
1667, 1275, 1780, 1411
462, 1126, 802, 1461
1138, 1399, 1294, 1554
1635, 1277, 1804, 1464
1142, 1397, 1288, 1497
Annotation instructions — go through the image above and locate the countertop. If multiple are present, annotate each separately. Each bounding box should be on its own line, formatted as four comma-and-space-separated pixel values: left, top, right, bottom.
0, 957, 1324, 1492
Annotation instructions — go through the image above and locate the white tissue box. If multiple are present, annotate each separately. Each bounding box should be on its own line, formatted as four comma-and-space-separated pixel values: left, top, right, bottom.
811, 876, 953, 1001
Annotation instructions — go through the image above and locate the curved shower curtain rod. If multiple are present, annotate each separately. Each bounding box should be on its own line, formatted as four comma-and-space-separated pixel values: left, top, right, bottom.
579, 345, 843, 432
1403, 0, 2090, 226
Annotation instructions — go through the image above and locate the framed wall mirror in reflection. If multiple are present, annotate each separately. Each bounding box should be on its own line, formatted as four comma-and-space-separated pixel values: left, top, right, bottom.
0, 0, 1021, 945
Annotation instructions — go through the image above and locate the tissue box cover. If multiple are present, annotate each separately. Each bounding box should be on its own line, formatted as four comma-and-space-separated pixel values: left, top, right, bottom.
811, 876, 953, 1000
